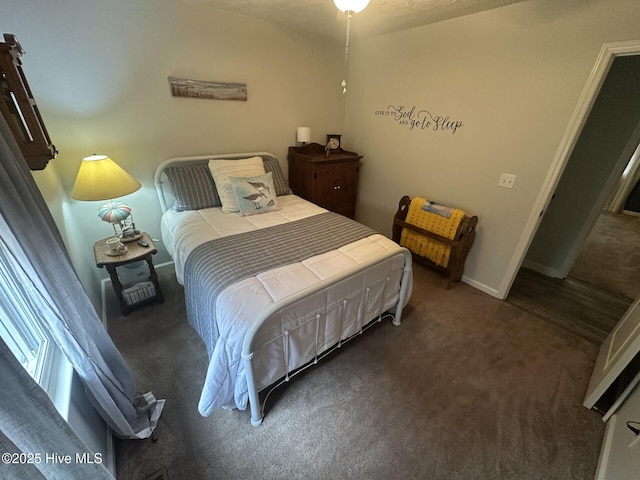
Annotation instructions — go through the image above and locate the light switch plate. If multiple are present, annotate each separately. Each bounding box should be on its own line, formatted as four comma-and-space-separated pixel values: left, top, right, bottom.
498, 173, 517, 189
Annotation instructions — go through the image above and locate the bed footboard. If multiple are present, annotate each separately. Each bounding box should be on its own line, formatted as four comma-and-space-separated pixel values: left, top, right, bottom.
242, 248, 413, 426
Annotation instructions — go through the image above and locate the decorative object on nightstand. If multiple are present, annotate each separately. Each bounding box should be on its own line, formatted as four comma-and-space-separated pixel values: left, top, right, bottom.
288, 142, 362, 219
94, 232, 164, 315
97, 201, 141, 243
325, 134, 342, 155
71, 154, 142, 242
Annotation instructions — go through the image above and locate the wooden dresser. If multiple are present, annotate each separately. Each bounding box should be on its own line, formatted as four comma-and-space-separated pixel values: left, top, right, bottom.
287, 143, 362, 218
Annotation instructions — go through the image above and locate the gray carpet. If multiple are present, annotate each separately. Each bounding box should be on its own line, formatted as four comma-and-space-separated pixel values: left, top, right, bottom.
109, 264, 605, 480
569, 211, 640, 300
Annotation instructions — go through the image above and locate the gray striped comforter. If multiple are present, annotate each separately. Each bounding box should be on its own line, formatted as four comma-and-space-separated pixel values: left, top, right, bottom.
183, 212, 376, 413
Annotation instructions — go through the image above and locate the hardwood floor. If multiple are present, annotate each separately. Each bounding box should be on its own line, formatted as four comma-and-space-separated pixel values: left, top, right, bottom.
508, 212, 638, 345
507, 268, 632, 345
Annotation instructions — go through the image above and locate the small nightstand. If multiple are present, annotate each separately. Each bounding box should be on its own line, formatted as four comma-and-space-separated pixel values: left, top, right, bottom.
94, 232, 164, 315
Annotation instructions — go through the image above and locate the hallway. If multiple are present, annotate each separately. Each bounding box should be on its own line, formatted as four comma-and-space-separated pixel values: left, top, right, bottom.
507, 212, 639, 344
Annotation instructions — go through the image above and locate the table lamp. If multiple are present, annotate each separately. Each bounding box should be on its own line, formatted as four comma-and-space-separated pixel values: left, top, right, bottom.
71, 154, 142, 241
296, 127, 310, 146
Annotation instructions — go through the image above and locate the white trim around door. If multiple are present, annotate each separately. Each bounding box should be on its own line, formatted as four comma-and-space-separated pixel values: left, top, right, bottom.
497, 39, 640, 300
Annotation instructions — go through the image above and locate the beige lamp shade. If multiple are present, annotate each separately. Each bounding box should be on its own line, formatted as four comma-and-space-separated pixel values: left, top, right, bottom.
71, 154, 141, 201
296, 127, 310, 144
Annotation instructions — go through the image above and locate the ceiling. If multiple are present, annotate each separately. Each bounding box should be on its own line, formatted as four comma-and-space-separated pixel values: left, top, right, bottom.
181, 0, 530, 42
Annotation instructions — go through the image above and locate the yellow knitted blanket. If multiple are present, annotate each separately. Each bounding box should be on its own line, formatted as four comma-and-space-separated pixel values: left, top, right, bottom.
399, 197, 465, 268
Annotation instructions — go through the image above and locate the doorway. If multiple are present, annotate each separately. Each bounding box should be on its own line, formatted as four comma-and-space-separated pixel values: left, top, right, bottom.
505, 46, 640, 344
507, 212, 637, 344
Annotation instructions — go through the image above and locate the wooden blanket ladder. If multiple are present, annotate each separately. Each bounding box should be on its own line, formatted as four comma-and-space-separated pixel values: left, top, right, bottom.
392, 195, 478, 288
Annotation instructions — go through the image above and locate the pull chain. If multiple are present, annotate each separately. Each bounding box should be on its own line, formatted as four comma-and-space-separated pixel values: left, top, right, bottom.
341, 10, 353, 95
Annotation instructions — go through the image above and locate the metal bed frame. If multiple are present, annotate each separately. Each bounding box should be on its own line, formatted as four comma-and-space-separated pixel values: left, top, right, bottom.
155, 152, 413, 425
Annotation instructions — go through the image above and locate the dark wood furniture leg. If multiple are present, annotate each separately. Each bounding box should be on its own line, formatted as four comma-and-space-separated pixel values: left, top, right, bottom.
144, 254, 164, 304
105, 264, 131, 315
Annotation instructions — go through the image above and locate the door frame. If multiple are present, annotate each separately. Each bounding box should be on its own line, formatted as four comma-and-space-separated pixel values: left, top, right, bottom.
497, 39, 640, 299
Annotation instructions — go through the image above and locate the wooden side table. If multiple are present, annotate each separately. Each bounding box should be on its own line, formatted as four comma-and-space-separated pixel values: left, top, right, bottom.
94, 232, 164, 315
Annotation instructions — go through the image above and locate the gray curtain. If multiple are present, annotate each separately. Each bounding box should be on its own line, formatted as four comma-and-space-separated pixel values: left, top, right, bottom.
0, 336, 113, 480
0, 114, 163, 447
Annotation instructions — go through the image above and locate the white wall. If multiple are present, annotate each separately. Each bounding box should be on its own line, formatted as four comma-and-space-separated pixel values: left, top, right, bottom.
344, 0, 640, 296
7, 0, 640, 301
1, 0, 346, 306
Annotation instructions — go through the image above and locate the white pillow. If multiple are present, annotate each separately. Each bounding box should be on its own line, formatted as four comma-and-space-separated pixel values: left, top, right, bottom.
208, 157, 265, 213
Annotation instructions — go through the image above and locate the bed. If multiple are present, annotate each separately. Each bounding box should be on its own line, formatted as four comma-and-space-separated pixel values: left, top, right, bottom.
155, 152, 413, 426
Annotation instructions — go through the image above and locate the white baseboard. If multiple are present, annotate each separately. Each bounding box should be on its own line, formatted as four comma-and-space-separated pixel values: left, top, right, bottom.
461, 275, 500, 298
520, 259, 562, 278
155, 261, 175, 270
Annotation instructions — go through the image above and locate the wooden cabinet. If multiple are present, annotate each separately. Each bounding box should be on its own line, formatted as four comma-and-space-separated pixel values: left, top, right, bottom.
0, 34, 56, 170
288, 143, 362, 218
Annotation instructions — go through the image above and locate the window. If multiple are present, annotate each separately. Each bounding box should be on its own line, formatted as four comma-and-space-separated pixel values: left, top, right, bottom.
0, 241, 56, 390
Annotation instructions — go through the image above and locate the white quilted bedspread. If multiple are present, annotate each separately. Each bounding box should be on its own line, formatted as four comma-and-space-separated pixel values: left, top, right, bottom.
161, 195, 411, 413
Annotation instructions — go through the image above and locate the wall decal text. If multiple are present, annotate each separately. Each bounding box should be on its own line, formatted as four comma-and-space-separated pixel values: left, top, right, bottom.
375, 105, 463, 134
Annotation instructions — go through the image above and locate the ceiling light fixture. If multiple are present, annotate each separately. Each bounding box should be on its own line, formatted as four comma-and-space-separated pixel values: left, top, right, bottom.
333, 0, 370, 94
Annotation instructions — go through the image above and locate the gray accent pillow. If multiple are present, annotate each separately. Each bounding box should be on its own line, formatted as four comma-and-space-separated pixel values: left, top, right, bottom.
165, 165, 221, 211
230, 171, 280, 216
261, 155, 292, 196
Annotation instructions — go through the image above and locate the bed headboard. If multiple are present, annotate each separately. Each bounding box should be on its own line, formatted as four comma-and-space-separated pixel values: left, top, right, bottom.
154, 152, 276, 213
